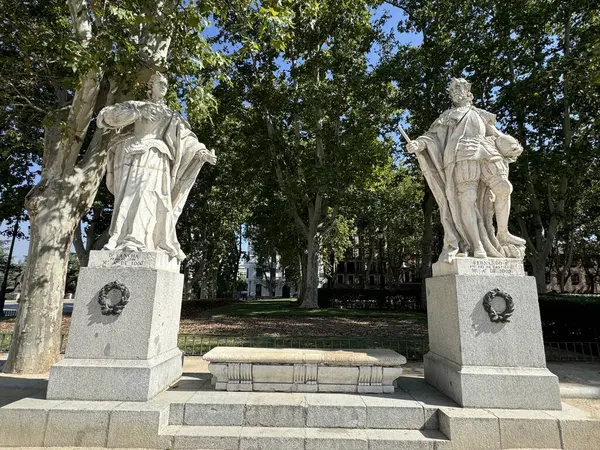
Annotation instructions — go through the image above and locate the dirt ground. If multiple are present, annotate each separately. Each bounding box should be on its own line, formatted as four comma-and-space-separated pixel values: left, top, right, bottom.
0, 314, 427, 339
180, 314, 426, 338
1, 300, 428, 339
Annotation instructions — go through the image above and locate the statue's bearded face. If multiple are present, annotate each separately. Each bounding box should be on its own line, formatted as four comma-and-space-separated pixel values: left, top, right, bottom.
151, 78, 168, 101
449, 85, 473, 104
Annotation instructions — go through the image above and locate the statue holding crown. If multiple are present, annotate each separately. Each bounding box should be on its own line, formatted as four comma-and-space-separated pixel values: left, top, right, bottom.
405, 78, 526, 262
97, 72, 216, 261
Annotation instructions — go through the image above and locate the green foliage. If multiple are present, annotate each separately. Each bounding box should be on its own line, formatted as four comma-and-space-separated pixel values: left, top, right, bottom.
203, 299, 428, 320
321, 214, 356, 284
211, 1, 401, 304
380, 0, 600, 284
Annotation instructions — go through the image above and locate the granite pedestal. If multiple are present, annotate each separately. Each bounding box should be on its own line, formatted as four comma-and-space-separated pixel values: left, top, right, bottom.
423, 257, 561, 410
47, 250, 184, 401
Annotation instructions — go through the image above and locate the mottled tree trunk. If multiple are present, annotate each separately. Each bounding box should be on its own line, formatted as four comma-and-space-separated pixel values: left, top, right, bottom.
4, 0, 173, 373
300, 234, 320, 309
4, 182, 81, 373
182, 260, 196, 301
3, 61, 106, 373
530, 255, 548, 294
297, 252, 307, 305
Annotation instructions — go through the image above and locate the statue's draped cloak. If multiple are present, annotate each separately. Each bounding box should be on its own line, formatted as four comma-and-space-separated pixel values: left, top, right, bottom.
98, 101, 208, 260
417, 106, 505, 262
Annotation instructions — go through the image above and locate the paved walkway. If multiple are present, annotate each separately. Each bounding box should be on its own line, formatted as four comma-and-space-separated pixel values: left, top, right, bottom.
2, 355, 599, 405
0, 356, 598, 449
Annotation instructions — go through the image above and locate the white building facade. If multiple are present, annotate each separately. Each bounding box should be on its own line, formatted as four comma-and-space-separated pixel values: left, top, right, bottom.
238, 245, 297, 298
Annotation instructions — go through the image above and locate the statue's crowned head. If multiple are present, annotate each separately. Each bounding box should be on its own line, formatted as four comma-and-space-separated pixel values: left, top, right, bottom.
448, 78, 474, 105
148, 71, 168, 102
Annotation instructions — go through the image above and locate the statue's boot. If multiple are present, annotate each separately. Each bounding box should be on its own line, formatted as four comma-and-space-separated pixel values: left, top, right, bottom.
473, 245, 487, 258
497, 232, 526, 246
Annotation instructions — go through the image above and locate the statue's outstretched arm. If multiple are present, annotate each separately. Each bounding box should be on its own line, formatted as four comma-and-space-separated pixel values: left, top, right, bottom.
485, 122, 502, 138
97, 102, 141, 130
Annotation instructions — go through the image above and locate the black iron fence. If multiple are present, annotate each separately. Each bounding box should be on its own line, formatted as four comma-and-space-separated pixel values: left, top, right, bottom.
0, 332, 598, 362
545, 341, 600, 362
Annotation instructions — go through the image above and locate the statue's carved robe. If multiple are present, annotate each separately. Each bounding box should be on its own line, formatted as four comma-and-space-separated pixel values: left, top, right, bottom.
417, 105, 507, 262
98, 101, 208, 260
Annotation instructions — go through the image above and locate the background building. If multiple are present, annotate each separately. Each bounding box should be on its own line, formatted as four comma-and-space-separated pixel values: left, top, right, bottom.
239, 244, 296, 298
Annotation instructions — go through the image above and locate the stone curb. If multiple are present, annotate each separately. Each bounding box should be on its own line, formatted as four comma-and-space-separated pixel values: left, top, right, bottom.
559, 384, 600, 399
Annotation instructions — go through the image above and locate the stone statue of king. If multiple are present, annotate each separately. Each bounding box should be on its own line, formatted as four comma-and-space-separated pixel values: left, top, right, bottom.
97, 72, 216, 261
406, 78, 526, 262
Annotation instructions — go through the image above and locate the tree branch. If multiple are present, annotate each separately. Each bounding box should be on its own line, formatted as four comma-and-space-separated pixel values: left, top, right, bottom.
73, 221, 87, 265
514, 203, 536, 254
68, 0, 92, 43
6, 81, 48, 114
8, 103, 46, 114
318, 205, 339, 236
382, 0, 410, 15
264, 107, 308, 236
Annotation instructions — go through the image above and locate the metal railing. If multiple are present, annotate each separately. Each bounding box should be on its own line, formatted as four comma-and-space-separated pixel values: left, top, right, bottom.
545, 341, 600, 362
0, 331, 597, 362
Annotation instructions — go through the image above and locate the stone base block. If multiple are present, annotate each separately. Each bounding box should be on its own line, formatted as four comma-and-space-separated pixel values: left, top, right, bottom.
424, 260, 561, 410
47, 250, 185, 402
424, 352, 561, 410
47, 348, 183, 401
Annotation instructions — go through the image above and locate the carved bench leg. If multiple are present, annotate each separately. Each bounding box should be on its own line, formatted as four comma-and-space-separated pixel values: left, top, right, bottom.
358, 366, 384, 393
293, 364, 318, 392
227, 362, 253, 391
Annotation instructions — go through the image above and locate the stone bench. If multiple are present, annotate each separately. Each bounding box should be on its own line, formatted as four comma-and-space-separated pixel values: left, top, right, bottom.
203, 347, 406, 393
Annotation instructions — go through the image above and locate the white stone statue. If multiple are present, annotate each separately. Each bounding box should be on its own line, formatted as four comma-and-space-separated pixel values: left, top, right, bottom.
406, 78, 525, 262
97, 72, 216, 261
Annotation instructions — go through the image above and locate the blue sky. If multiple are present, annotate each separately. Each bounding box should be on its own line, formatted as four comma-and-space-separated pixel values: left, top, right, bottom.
1, 3, 422, 262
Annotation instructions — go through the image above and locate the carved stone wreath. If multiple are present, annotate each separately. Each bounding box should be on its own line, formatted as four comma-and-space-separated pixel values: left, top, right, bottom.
98, 281, 130, 316
482, 288, 514, 323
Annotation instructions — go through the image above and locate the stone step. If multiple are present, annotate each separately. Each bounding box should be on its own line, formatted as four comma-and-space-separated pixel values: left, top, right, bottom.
164, 390, 431, 430
163, 425, 450, 450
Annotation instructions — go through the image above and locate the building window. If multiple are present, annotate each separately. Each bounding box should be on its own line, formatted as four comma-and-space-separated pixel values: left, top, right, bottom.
337, 262, 345, 273
337, 274, 344, 284
348, 275, 354, 284
347, 262, 356, 273
380, 275, 385, 286
571, 273, 580, 285
369, 275, 375, 285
